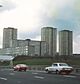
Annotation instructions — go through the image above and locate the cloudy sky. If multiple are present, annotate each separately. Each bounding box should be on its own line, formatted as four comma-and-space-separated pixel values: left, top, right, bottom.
0, 0, 80, 53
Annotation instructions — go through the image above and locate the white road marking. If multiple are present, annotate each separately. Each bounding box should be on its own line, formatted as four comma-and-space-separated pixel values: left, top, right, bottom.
0, 69, 13, 71
32, 72, 38, 74
0, 77, 7, 80
35, 71, 46, 73
9, 73, 15, 75
34, 76, 44, 79
63, 75, 76, 78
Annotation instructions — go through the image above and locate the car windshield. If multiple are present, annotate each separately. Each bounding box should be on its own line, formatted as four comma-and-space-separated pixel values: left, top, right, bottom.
59, 63, 68, 66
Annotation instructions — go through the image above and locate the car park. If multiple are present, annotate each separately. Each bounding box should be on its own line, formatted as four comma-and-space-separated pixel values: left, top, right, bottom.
45, 63, 73, 74
13, 64, 29, 71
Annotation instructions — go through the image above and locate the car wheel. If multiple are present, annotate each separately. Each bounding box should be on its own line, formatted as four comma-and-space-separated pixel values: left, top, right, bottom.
46, 69, 51, 73
24, 69, 26, 72
14, 69, 16, 71
45, 69, 48, 73
55, 70, 59, 74
18, 69, 22, 71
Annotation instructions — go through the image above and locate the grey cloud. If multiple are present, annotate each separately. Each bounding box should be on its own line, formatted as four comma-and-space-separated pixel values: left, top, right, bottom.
0, 0, 16, 12
18, 28, 41, 40
39, 0, 79, 31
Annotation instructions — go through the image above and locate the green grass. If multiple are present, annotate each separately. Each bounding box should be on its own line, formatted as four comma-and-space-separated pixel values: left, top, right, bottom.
0, 61, 10, 66
66, 59, 80, 66
13, 58, 80, 66
13, 58, 54, 65
0, 56, 80, 66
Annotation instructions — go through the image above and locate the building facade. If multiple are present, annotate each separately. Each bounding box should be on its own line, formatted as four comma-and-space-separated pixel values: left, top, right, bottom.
41, 27, 57, 56
15, 39, 48, 56
59, 30, 73, 56
0, 39, 48, 56
3, 27, 17, 48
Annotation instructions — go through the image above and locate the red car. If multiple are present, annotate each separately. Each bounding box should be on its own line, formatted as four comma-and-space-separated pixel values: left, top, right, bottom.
13, 64, 29, 71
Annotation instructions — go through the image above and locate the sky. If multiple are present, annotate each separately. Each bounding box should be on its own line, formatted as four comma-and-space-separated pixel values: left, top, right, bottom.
0, 0, 80, 54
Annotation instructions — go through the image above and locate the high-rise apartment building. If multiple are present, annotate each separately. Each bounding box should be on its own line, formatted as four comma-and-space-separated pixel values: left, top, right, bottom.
3, 27, 17, 48
59, 30, 73, 56
41, 27, 57, 56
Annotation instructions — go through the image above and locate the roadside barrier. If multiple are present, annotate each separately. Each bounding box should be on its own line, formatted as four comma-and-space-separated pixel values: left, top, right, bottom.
75, 68, 80, 73
0, 65, 47, 71
0, 66, 13, 69
0, 65, 80, 73
29, 65, 47, 71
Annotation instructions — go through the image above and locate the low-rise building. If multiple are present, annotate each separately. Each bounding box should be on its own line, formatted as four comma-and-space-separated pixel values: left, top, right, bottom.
0, 39, 48, 57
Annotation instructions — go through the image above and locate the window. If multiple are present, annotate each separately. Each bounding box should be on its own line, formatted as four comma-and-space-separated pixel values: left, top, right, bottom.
59, 63, 68, 66
53, 64, 58, 66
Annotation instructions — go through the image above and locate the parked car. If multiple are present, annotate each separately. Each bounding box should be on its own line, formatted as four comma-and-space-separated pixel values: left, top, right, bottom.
13, 64, 29, 71
45, 63, 73, 74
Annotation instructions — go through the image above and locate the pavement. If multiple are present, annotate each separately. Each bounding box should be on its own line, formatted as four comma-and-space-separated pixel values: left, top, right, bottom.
0, 69, 80, 84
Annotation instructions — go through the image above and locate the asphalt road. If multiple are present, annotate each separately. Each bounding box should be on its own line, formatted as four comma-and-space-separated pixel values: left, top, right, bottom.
0, 69, 80, 84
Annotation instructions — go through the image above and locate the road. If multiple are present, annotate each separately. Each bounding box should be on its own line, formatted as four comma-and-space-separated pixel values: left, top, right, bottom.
0, 69, 80, 84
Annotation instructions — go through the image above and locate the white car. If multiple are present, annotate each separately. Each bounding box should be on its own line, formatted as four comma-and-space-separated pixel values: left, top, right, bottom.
45, 63, 73, 74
